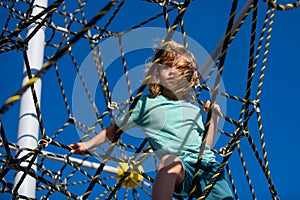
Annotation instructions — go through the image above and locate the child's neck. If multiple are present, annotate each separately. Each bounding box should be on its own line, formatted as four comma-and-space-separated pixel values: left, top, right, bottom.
161, 88, 179, 101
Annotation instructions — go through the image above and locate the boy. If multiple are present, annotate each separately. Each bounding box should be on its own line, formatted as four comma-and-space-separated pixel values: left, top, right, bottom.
70, 40, 233, 199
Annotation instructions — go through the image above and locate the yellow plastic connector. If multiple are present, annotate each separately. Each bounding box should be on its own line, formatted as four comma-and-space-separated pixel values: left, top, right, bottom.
116, 162, 143, 188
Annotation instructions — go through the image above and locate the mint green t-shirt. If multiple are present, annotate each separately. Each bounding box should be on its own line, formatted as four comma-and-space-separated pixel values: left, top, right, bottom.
116, 95, 216, 164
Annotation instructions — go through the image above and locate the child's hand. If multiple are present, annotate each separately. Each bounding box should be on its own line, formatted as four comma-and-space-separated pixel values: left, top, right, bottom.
203, 100, 221, 114
69, 142, 89, 155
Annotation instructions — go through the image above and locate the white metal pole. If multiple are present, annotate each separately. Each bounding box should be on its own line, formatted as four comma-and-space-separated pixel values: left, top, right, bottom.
13, 0, 48, 198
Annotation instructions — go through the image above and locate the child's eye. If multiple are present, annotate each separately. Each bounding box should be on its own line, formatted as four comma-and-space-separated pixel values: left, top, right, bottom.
176, 65, 186, 71
160, 65, 171, 70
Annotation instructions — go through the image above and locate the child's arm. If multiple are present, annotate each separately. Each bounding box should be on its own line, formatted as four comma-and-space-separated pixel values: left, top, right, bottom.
69, 123, 118, 154
203, 100, 220, 149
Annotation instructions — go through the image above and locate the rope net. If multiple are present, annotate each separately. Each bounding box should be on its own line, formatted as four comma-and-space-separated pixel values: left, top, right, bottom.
0, 0, 299, 199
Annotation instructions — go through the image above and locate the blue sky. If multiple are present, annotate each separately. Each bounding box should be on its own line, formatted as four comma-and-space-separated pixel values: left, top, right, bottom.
0, 0, 300, 199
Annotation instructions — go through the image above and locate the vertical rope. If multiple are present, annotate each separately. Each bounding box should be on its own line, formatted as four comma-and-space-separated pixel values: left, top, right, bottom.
189, 0, 239, 198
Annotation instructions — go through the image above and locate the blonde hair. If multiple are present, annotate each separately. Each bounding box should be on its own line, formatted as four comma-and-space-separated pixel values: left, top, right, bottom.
146, 40, 199, 100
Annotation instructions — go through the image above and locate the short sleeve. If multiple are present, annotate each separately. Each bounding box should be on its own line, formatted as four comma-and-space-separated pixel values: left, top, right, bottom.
196, 108, 205, 134
115, 96, 147, 131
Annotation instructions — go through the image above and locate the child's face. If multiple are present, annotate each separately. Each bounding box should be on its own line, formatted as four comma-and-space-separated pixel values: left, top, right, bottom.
159, 57, 189, 92
159, 65, 178, 89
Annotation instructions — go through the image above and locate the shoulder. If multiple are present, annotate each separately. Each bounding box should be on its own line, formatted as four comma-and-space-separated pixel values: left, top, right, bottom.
136, 95, 151, 104
132, 95, 152, 111
134, 95, 169, 112
137, 94, 164, 103
181, 100, 201, 110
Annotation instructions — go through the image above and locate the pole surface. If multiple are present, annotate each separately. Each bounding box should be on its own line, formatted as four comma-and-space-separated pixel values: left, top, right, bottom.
13, 0, 48, 198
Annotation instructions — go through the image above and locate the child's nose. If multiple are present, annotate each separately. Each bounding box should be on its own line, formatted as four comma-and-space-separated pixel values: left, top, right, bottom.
168, 67, 176, 74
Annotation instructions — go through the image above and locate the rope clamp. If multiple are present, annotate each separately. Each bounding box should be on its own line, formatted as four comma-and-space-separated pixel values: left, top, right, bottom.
218, 147, 227, 157
158, 0, 167, 7
254, 102, 261, 113
108, 101, 119, 110
38, 137, 52, 148
92, 33, 102, 43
